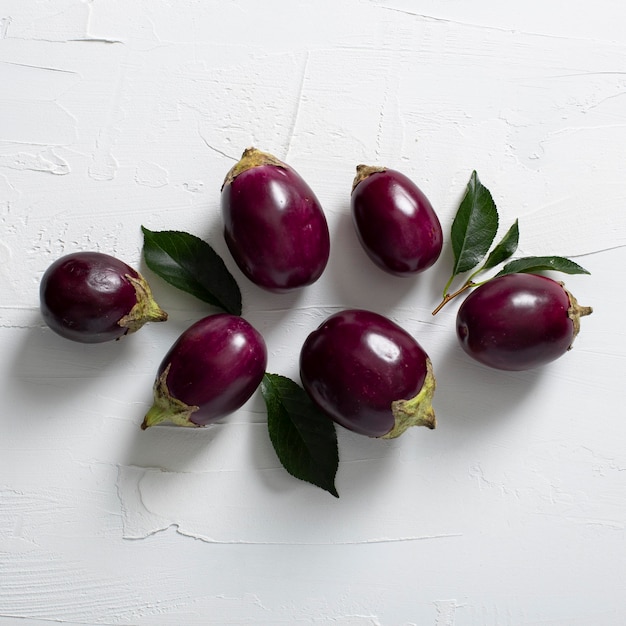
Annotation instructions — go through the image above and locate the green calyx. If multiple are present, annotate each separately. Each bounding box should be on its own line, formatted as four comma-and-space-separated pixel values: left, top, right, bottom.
118, 272, 168, 334
351, 164, 387, 193
141, 364, 200, 430
383, 358, 437, 439
564, 285, 593, 348
221, 146, 287, 190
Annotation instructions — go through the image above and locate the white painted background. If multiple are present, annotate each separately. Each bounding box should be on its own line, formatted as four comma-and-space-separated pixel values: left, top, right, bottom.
1, 1, 625, 624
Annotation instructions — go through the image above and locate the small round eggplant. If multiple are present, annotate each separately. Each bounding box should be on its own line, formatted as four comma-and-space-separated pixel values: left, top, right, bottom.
221, 147, 330, 292
300, 309, 436, 438
141, 314, 267, 429
351, 165, 443, 276
40, 251, 167, 343
456, 273, 593, 371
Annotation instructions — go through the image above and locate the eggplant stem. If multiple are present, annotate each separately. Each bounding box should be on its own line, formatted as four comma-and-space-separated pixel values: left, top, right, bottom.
384, 359, 437, 439
141, 365, 199, 429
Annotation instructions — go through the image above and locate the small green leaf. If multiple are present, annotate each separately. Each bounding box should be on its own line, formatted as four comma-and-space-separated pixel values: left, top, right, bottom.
494, 255, 590, 278
141, 227, 242, 316
261, 373, 339, 498
450, 171, 499, 276
480, 219, 519, 272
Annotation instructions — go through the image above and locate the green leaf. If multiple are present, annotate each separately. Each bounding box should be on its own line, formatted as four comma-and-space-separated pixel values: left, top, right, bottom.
141, 227, 242, 316
450, 171, 499, 276
494, 255, 590, 278
480, 219, 519, 272
261, 373, 339, 498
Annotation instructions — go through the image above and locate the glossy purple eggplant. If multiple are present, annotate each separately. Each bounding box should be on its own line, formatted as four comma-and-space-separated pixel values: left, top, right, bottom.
221, 147, 330, 292
456, 273, 593, 371
351, 165, 443, 276
299, 309, 436, 438
40, 251, 167, 343
141, 314, 267, 429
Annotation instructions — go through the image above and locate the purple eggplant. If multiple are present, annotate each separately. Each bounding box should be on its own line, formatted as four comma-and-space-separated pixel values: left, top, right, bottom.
221, 147, 330, 292
350, 165, 443, 276
299, 309, 436, 438
141, 313, 267, 429
40, 251, 167, 343
456, 273, 593, 371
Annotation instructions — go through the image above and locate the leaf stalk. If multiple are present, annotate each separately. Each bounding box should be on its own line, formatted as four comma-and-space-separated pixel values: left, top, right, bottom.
432, 281, 475, 315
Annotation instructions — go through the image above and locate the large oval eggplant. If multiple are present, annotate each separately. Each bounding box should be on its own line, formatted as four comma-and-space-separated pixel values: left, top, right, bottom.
141, 314, 267, 429
40, 251, 167, 343
456, 273, 592, 371
221, 147, 330, 292
351, 165, 443, 276
300, 309, 436, 438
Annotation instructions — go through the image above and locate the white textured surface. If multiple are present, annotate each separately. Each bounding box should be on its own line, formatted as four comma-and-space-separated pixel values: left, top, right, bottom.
1, 2, 625, 624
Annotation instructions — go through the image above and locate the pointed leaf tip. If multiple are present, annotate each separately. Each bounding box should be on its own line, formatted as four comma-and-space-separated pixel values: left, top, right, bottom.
450, 171, 499, 277
141, 226, 242, 315
261, 373, 339, 498
478, 219, 520, 274
494, 255, 591, 278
